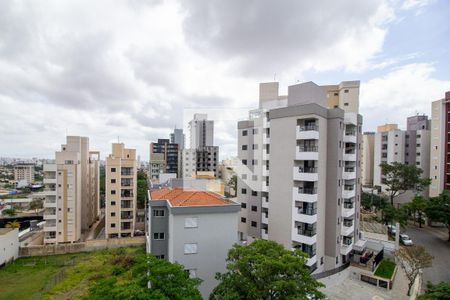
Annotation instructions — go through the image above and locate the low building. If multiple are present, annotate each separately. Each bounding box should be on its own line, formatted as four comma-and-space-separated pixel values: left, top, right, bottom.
147, 187, 240, 299
0, 228, 19, 267
13, 162, 35, 185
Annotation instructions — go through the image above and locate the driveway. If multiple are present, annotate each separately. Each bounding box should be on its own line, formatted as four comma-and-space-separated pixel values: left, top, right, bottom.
404, 225, 450, 286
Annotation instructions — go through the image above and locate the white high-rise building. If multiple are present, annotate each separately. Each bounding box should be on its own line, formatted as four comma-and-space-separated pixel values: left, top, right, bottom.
237, 80, 362, 274
189, 113, 214, 149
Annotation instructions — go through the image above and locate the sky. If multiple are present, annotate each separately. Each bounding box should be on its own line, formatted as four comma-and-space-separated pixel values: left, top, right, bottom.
0, 0, 449, 161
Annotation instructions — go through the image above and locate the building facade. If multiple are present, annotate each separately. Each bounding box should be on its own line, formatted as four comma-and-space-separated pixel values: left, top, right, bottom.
13, 162, 35, 184
361, 132, 375, 186
105, 143, 137, 238
0, 228, 19, 266
43, 136, 100, 244
170, 128, 185, 150
150, 139, 179, 175
430, 92, 450, 197
149, 153, 166, 182
189, 113, 214, 149
147, 187, 240, 298
237, 80, 362, 274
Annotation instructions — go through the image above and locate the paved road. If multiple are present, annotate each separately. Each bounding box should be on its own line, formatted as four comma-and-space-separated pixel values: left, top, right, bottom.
404, 225, 450, 286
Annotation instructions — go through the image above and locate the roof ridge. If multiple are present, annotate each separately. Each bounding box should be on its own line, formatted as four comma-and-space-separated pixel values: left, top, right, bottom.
178, 191, 196, 206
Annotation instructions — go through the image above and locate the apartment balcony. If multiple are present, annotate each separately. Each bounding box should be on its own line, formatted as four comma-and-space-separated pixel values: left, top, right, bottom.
344, 132, 357, 144
44, 200, 57, 208
306, 255, 318, 267
343, 167, 356, 180
263, 133, 270, 144
296, 146, 319, 161
261, 228, 268, 239
263, 118, 270, 128
262, 184, 269, 192
292, 187, 318, 203
342, 204, 356, 218
44, 208, 57, 219
343, 152, 356, 161
341, 223, 355, 236
262, 196, 269, 209
342, 187, 356, 199
293, 208, 317, 224
296, 125, 319, 140
262, 213, 269, 224
292, 229, 317, 245
44, 220, 57, 232
262, 149, 270, 161
43, 178, 57, 184
44, 188, 57, 196
344, 113, 358, 126
262, 167, 269, 177
293, 166, 318, 181
340, 239, 354, 255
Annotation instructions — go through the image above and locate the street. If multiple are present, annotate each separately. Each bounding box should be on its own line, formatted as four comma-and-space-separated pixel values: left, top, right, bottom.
404, 225, 450, 286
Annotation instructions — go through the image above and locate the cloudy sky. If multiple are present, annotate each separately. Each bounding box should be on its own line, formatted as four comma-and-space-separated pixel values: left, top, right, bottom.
0, 0, 449, 160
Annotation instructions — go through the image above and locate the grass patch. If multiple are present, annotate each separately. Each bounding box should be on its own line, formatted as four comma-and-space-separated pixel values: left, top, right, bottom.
374, 259, 396, 279
0, 246, 145, 300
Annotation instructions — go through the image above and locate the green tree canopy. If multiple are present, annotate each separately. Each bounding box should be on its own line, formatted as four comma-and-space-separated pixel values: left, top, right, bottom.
407, 195, 428, 228
137, 170, 148, 209
380, 162, 430, 205
426, 191, 450, 241
227, 175, 237, 197
2, 208, 17, 216
418, 282, 450, 300
87, 254, 202, 300
210, 239, 325, 300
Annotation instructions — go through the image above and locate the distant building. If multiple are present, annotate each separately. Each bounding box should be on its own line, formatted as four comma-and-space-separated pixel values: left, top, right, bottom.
361, 132, 375, 186
0, 228, 19, 266
150, 139, 179, 175
105, 143, 137, 238
170, 128, 185, 150
13, 162, 35, 184
189, 114, 214, 149
430, 91, 450, 197
149, 153, 166, 182
43, 136, 100, 244
147, 187, 240, 299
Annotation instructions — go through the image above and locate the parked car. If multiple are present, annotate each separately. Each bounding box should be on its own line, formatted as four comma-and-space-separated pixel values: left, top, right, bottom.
400, 234, 413, 246
387, 225, 396, 235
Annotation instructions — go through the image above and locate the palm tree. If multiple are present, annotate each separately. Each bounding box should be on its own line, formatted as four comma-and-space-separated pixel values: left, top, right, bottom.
5, 220, 20, 229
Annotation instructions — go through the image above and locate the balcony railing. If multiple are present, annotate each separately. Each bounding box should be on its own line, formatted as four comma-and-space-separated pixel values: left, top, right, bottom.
298, 167, 317, 173
298, 207, 317, 215
121, 215, 133, 220
345, 149, 356, 154
298, 187, 317, 194
344, 185, 354, 191
343, 221, 353, 227
299, 124, 319, 131
299, 146, 318, 152
343, 239, 353, 246
298, 228, 316, 237
345, 131, 356, 136
344, 167, 355, 172
343, 202, 354, 209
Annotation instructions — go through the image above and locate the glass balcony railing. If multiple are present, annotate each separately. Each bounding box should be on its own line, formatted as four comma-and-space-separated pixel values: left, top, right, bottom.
298, 228, 316, 237
298, 167, 317, 173
299, 124, 319, 131
298, 187, 317, 194
299, 146, 318, 152
298, 207, 317, 215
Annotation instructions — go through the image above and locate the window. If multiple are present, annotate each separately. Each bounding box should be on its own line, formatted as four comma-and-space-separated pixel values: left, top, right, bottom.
241, 217, 246, 223
344, 103, 349, 106
241, 202, 247, 208
111, 179, 116, 184
344, 89, 349, 93
153, 209, 165, 217
336, 256, 339, 264
111, 223, 116, 228
242, 145, 248, 150
252, 190, 258, 196
153, 232, 165, 240
242, 174, 247, 180
334, 92, 338, 96
184, 243, 198, 254
111, 201, 116, 206
241, 188, 247, 194
242, 130, 248, 136
111, 168, 116, 172
111, 190, 116, 195
155, 255, 165, 259
321, 257, 324, 265
251, 206, 257, 212
242, 159, 247, 165
185, 217, 198, 228
251, 221, 257, 227
111, 212, 116, 217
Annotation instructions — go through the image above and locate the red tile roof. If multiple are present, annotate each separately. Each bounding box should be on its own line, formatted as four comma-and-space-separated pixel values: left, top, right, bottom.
150, 188, 232, 207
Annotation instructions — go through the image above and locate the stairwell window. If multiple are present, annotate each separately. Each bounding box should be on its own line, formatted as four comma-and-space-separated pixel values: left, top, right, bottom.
184, 243, 198, 254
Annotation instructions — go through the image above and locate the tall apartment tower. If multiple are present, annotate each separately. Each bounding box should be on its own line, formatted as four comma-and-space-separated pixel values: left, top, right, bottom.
105, 143, 137, 238
361, 132, 375, 186
43, 136, 100, 244
189, 113, 214, 149
13, 163, 35, 184
237, 80, 362, 274
430, 91, 450, 197
150, 139, 179, 175
170, 128, 185, 150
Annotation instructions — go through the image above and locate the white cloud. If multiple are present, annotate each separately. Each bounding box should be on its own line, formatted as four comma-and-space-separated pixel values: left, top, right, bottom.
401, 0, 435, 10
360, 63, 450, 131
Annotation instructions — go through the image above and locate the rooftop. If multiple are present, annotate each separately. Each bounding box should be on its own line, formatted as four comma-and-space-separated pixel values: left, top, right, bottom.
0, 228, 15, 235
150, 187, 232, 207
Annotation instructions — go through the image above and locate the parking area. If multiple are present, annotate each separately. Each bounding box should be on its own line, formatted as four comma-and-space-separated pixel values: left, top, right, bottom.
404, 225, 450, 286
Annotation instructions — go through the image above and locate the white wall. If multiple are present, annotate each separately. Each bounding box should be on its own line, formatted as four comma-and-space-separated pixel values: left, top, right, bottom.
0, 229, 19, 266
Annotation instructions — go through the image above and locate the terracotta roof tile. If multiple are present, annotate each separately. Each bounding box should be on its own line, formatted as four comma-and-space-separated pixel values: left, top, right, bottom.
150, 188, 232, 207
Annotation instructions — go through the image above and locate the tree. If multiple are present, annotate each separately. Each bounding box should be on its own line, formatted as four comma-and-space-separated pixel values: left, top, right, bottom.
380, 162, 431, 205
5, 220, 20, 229
29, 199, 43, 212
227, 175, 237, 197
137, 171, 148, 209
426, 191, 450, 241
407, 195, 427, 228
418, 282, 450, 300
87, 254, 202, 300
210, 239, 325, 300
1, 208, 16, 216
396, 245, 433, 296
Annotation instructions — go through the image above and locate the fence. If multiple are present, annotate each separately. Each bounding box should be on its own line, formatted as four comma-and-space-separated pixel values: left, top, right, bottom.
19, 236, 145, 257
30, 270, 65, 300
313, 262, 350, 280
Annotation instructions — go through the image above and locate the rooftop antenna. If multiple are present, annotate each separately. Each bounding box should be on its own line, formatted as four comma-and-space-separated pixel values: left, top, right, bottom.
273, 73, 276, 81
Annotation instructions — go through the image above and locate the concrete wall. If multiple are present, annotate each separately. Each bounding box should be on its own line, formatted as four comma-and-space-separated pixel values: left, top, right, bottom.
0, 228, 19, 266
169, 211, 238, 299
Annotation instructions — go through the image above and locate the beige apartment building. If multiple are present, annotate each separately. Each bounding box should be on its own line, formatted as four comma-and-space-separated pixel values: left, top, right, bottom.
105, 143, 137, 238
361, 133, 375, 186
43, 136, 100, 244
237, 80, 362, 274
13, 162, 35, 184
430, 91, 450, 197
